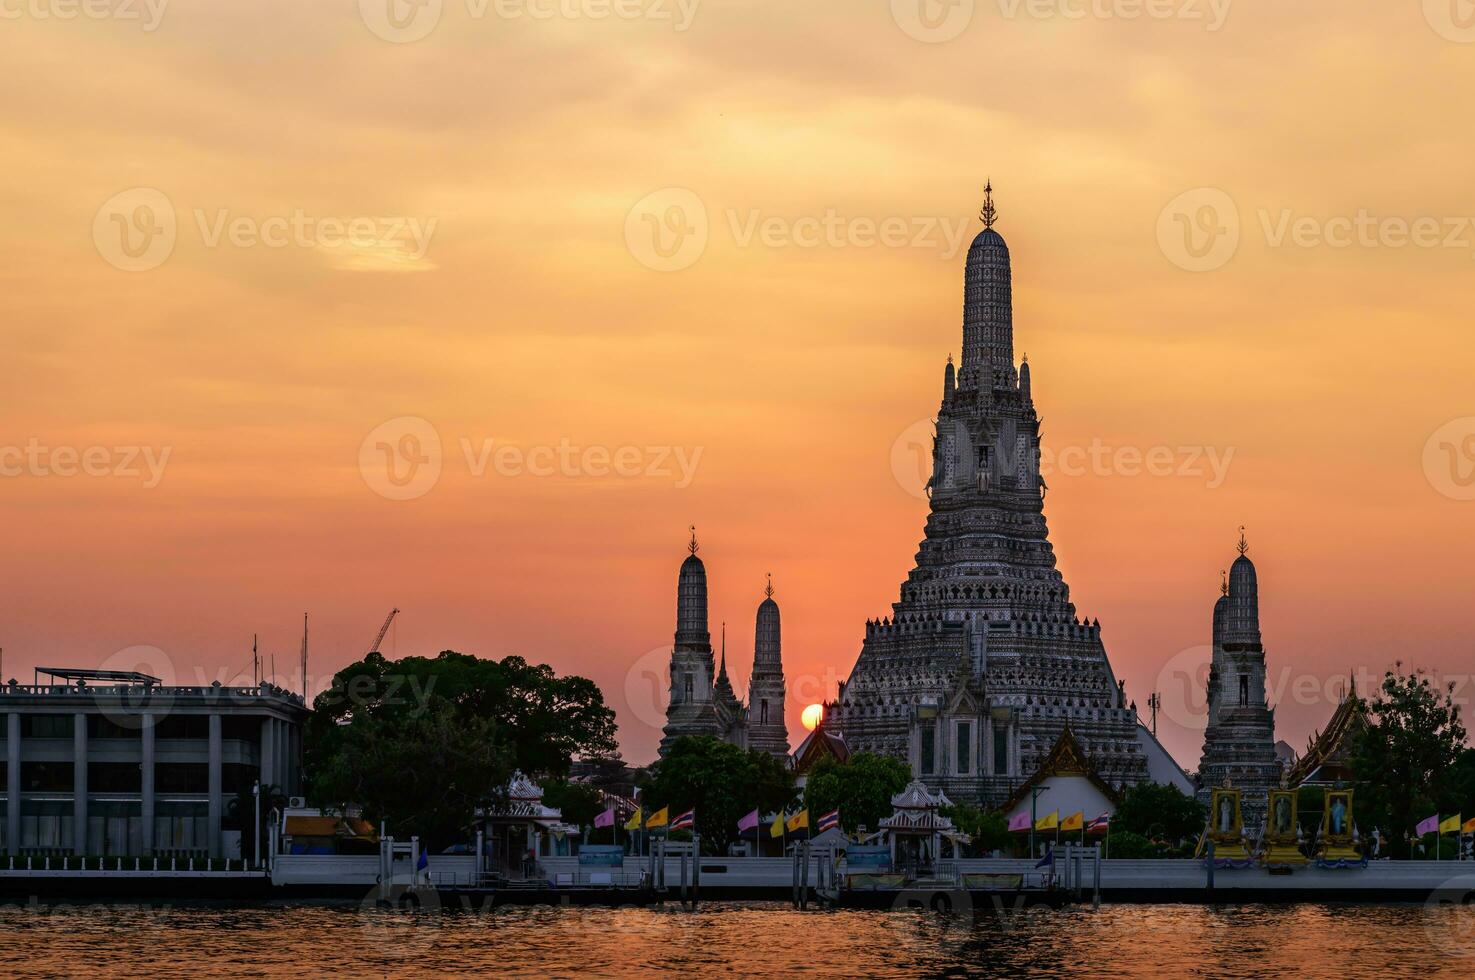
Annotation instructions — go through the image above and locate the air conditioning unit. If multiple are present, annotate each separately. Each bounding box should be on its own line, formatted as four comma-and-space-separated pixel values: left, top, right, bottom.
288, 797, 306, 809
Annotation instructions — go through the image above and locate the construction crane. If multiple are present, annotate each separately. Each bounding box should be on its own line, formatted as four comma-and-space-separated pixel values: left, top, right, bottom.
368, 608, 399, 656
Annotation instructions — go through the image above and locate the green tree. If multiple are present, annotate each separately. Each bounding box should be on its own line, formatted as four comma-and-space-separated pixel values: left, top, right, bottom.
642, 736, 796, 855
802, 752, 911, 835
305, 650, 618, 849
941, 804, 1011, 855
1111, 782, 1206, 845
542, 779, 606, 830
309, 701, 509, 849
1351, 668, 1467, 858
1102, 830, 1157, 859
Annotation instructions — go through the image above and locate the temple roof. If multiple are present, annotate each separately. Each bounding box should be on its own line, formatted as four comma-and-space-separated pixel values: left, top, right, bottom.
1287, 680, 1366, 786
999, 724, 1123, 815
891, 779, 953, 811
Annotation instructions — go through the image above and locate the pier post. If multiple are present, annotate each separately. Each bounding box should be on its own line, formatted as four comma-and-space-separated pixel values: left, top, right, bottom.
1206, 840, 1215, 892
1092, 844, 1101, 910
691, 834, 700, 907
791, 845, 800, 908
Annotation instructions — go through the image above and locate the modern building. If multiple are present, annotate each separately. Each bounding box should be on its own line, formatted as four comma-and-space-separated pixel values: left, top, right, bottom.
1196, 533, 1282, 828
1, 668, 308, 859
826, 187, 1150, 805
659, 530, 790, 760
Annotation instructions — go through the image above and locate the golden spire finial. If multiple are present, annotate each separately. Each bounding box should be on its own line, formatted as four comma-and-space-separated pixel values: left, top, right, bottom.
1221, 570, 1228, 596
979, 179, 997, 230
1236, 525, 1248, 557
688, 525, 699, 556
764, 572, 774, 600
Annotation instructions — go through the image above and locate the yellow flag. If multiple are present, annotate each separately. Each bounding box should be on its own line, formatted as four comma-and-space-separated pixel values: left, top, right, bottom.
770, 814, 785, 838
1035, 811, 1059, 831
787, 809, 810, 833
623, 808, 643, 831
646, 806, 669, 829
1061, 812, 1084, 832
1462, 817, 1475, 834
1440, 814, 1462, 834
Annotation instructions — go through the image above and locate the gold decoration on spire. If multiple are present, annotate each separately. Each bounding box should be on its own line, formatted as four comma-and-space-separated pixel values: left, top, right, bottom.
1237, 525, 1248, 557
1221, 570, 1228, 596
688, 525, 699, 556
765, 572, 774, 600
979, 179, 998, 230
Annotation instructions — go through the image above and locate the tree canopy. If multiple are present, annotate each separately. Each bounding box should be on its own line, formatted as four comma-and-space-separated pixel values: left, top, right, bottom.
640, 736, 796, 855
305, 650, 618, 848
1351, 668, 1468, 857
802, 752, 911, 834
1111, 781, 1206, 845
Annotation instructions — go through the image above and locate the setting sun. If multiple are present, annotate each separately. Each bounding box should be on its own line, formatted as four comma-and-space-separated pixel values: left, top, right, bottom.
801, 703, 824, 731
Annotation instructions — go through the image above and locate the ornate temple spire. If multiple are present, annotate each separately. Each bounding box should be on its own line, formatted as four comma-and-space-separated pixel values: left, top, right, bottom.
689, 524, 699, 556
979, 179, 997, 230
1237, 525, 1249, 557
675, 526, 710, 648
765, 572, 774, 600
962, 180, 1013, 385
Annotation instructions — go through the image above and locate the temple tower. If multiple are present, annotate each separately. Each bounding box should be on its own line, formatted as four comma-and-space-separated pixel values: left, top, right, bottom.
746, 575, 790, 759
660, 528, 724, 755
829, 186, 1150, 804
1196, 529, 1281, 828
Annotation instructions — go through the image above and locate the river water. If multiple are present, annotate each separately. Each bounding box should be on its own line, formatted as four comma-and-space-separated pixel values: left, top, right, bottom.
2, 900, 1472, 977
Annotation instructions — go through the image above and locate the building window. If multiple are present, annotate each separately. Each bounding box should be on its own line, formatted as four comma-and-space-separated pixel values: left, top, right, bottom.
760, 699, 769, 725
993, 721, 1009, 776
89, 762, 142, 794
21, 715, 73, 739
919, 725, 936, 776
87, 716, 142, 739
956, 722, 971, 775
155, 715, 210, 740
156, 764, 209, 794
21, 761, 73, 792
1239, 674, 1249, 707
683, 674, 693, 702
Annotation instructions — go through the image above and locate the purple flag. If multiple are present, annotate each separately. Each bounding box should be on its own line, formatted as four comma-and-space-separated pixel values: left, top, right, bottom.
594, 807, 615, 829
1008, 812, 1031, 833
1416, 814, 1439, 836
737, 808, 760, 833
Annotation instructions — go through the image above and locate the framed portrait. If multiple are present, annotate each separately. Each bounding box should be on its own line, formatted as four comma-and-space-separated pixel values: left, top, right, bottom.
1210, 787, 1243, 838
1267, 789, 1298, 840
1322, 789, 1354, 840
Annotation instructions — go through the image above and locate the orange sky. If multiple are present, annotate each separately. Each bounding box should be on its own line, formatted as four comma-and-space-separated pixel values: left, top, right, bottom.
3, 2, 1473, 768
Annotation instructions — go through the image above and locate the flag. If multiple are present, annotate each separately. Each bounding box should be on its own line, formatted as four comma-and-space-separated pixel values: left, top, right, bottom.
1035, 811, 1059, 831
1440, 814, 1462, 834
737, 809, 760, 834
671, 809, 695, 831
786, 809, 810, 833
647, 806, 669, 829
1463, 817, 1475, 834
623, 807, 643, 831
1061, 812, 1084, 832
770, 813, 785, 838
416, 848, 428, 872
817, 809, 840, 833
1007, 812, 1031, 833
1416, 814, 1439, 836
1087, 812, 1110, 835
1035, 844, 1054, 868
594, 807, 615, 829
